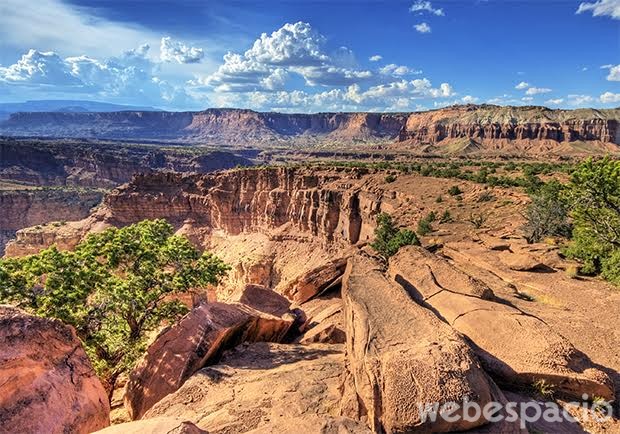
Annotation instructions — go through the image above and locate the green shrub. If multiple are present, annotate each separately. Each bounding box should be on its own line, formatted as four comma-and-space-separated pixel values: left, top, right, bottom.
435, 195, 443, 203
440, 210, 453, 223
467, 212, 488, 229
521, 180, 571, 244
448, 185, 463, 196
371, 213, 420, 258
385, 174, 397, 183
563, 158, 620, 285
0, 219, 229, 399
417, 212, 436, 236
477, 191, 495, 202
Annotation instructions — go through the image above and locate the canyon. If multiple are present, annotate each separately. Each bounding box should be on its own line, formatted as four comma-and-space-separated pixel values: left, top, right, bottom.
1, 104, 618, 154
3, 166, 620, 433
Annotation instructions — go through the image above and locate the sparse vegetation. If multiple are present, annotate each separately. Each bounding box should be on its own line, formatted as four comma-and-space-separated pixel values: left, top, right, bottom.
477, 191, 495, 202
439, 210, 453, 223
467, 212, 488, 229
417, 212, 436, 236
448, 185, 463, 196
521, 180, 571, 244
371, 213, 420, 258
562, 158, 620, 285
0, 219, 230, 400
531, 379, 555, 399
435, 195, 443, 203
385, 174, 397, 183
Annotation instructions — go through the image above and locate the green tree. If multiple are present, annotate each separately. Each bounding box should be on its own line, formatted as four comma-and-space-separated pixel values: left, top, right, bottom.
563, 157, 620, 283
371, 213, 420, 259
522, 180, 571, 244
0, 219, 229, 399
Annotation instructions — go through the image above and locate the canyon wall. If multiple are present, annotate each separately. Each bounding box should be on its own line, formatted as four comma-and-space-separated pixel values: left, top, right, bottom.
2, 105, 617, 151
0, 139, 253, 188
0, 189, 103, 255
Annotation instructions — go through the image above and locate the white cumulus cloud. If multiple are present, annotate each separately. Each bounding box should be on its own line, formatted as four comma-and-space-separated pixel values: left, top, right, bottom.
413, 23, 431, 33
545, 98, 564, 105
515, 81, 529, 90
379, 64, 421, 76
603, 64, 620, 81
577, 0, 620, 19
414, 22, 432, 33
369, 55, 382, 62
525, 87, 552, 95
568, 94, 595, 106
410, 1, 445, 16
160, 37, 204, 64
600, 91, 620, 103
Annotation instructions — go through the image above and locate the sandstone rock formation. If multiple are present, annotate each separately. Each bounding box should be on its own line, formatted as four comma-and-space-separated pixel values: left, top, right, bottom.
389, 246, 615, 401
1, 105, 617, 153
125, 301, 295, 419
144, 342, 371, 433
298, 296, 346, 344
94, 418, 206, 434
342, 254, 498, 433
0, 188, 102, 255
0, 305, 110, 433
283, 257, 348, 303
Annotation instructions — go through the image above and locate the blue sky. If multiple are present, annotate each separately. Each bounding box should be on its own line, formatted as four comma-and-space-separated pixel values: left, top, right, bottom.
0, 0, 618, 111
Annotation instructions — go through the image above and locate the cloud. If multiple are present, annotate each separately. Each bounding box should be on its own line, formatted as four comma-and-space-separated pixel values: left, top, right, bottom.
515, 81, 529, 90
521, 96, 534, 102
576, 0, 620, 19
369, 55, 383, 62
379, 64, 421, 76
525, 87, 552, 95
160, 37, 204, 64
409, 1, 445, 16
568, 94, 594, 105
545, 98, 564, 105
0, 0, 162, 58
414, 22, 432, 33
604, 64, 620, 81
600, 91, 620, 103
0, 45, 197, 108
461, 95, 479, 103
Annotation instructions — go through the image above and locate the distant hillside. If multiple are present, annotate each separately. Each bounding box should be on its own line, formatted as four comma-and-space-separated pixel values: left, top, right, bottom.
0, 104, 618, 155
0, 100, 159, 115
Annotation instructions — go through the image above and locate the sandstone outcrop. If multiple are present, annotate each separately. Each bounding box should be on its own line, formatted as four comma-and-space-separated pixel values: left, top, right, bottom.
283, 257, 348, 303
1, 106, 617, 152
124, 302, 295, 419
298, 296, 346, 344
227, 284, 292, 317
389, 246, 615, 401
342, 254, 497, 433
145, 342, 371, 433
94, 418, 206, 434
0, 305, 110, 433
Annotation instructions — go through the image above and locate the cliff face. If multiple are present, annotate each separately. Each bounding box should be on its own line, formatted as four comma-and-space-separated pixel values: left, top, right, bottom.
101, 168, 380, 245
0, 139, 253, 188
398, 105, 619, 145
1, 105, 618, 151
0, 189, 103, 255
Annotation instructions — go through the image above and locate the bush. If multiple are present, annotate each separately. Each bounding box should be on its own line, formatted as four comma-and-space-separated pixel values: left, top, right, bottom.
448, 185, 463, 196
385, 174, 397, 183
521, 180, 571, 244
563, 157, 620, 284
467, 212, 488, 229
440, 210, 453, 223
477, 191, 495, 202
417, 218, 433, 235
371, 213, 420, 258
0, 219, 230, 399
435, 195, 443, 203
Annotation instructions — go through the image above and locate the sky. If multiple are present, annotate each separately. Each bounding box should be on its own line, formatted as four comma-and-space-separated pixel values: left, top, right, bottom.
0, 0, 618, 112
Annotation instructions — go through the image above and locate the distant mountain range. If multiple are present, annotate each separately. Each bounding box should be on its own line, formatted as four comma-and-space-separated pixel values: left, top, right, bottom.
0, 104, 618, 155
0, 100, 160, 120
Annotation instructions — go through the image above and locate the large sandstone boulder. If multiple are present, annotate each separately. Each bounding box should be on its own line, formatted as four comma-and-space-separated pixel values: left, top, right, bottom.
342, 254, 498, 433
125, 302, 295, 420
0, 305, 110, 434
227, 283, 292, 317
145, 342, 370, 433
94, 417, 206, 434
298, 296, 346, 344
283, 257, 348, 303
389, 246, 614, 401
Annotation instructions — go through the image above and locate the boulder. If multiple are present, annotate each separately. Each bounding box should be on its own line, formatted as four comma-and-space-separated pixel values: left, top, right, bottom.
389, 246, 614, 401
125, 302, 295, 420
499, 251, 549, 272
283, 257, 348, 303
228, 283, 292, 317
0, 305, 110, 434
299, 296, 345, 344
342, 254, 498, 433
94, 417, 206, 434
145, 342, 370, 433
